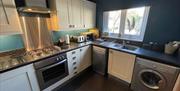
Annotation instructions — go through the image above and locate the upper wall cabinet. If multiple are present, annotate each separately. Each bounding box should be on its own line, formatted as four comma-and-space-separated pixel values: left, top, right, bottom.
49, 0, 70, 30
0, 0, 22, 35
49, 0, 96, 31
83, 0, 96, 28
68, 0, 84, 29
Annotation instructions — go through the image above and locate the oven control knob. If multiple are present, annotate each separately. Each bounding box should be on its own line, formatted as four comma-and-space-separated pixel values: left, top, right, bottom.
56, 58, 59, 61
62, 56, 65, 59
58, 57, 61, 60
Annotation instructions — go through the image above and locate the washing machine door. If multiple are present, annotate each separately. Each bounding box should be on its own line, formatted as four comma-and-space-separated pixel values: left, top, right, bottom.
139, 69, 166, 90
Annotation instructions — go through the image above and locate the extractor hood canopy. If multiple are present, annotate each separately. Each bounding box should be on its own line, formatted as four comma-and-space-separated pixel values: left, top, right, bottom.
15, 0, 50, 14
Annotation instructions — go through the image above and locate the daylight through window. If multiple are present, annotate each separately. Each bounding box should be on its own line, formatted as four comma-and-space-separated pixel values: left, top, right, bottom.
103, 6, 150, 41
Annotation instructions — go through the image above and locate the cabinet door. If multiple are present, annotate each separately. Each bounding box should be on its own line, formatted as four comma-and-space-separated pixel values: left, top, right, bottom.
68, 0, 83, 28
108, 49, 136, 83
0, 64, 39, 91
56, 0, 70, 29
0, 0, 22, 35
83, 0, 96, 28
0, 73, 32, 91
79, 45, 92, 72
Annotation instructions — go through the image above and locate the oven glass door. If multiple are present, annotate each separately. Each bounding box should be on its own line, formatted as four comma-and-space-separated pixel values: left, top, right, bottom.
36, 59, 69, 90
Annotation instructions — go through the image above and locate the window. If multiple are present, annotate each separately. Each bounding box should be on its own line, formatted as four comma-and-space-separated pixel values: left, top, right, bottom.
103, 6, 150, 41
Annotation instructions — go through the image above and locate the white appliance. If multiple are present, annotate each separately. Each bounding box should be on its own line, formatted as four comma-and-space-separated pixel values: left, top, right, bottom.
131, 57, 180, 91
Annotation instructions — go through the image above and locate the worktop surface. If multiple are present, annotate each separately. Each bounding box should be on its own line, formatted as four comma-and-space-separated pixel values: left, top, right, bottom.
0, 41, 179, 73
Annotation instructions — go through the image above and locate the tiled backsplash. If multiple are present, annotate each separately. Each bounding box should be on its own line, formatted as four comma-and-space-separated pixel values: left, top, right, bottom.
52, 29, 88, 42
0, 34, 24, 52
0, 29, 88, 52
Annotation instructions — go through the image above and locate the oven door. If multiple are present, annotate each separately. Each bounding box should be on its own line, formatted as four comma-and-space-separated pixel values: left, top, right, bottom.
36, 59, 69, 90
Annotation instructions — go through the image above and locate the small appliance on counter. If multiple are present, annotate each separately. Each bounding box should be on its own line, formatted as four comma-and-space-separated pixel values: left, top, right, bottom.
81, 32, 94, 41
81, 28, 100, 41
70, 36, 85, 43
165, 41, 180, 54
65, 34, 70, 45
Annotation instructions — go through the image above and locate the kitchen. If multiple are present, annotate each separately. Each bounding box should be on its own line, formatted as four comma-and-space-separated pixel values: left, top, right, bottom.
0, 0, 180, 91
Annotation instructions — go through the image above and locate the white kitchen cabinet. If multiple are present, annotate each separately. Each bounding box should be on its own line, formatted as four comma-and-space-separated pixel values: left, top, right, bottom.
67, 48, 81, 77
173, 74, 180, 91
49, 0, 83, 30
49, 0, 70, 30
0, 0, 22, 35
67, 45, 92, 78
0, 64, 40, 91
108, 49, 136, 83
79, 45, 92, 72
83, 0, 96, 28
48, 0, 96, 30
68, 0, 83, 29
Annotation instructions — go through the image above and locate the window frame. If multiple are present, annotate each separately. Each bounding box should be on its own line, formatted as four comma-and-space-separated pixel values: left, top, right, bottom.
103, 6, 150, 42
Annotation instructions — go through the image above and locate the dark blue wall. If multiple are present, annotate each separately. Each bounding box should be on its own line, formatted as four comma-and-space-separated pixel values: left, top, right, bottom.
96, 0, 180, 44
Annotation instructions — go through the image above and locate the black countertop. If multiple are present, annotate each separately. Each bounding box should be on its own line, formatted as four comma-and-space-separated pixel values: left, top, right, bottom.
0, 42, 92, 73
0, 41, 179, 73
92, 42, 180, 68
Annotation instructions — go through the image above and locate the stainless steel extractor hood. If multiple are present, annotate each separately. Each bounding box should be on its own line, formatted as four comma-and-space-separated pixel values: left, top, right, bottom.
16, 0, 51, 14
18, 6, 51, 14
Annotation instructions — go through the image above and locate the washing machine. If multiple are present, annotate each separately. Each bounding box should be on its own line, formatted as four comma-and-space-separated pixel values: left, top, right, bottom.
131, 57, 180, 91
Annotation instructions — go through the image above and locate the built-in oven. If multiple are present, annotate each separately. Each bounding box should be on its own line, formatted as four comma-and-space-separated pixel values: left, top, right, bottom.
34, 53, 69, 90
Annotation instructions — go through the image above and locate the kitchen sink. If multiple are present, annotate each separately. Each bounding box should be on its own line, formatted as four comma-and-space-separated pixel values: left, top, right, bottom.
121, 45, 139, 51
113, 44, 138, 51
113, 44, 122, 48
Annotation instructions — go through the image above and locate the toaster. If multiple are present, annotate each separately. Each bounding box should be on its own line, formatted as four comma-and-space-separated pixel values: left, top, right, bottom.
71, 36, 85, 43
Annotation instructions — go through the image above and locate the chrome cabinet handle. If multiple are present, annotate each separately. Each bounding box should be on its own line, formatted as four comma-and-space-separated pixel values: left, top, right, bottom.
72, 57, 76, 60
73, 67, 77, 70
73, 62, 76, 65
72, 51, 76, 54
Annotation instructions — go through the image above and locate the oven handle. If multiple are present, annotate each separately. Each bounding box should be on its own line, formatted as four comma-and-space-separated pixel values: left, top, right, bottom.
38, 59, 67, 71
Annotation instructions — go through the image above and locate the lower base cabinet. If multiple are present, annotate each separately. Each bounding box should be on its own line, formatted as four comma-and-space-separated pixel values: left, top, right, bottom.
0, 64, 40, 91
67, 45, 92, 77
108, 49, 136, 83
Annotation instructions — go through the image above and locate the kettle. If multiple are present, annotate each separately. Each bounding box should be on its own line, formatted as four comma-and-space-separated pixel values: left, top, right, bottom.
65, 34, 70, 45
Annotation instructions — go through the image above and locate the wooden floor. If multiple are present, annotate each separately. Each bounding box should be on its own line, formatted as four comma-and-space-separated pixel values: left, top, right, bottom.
55, 71, 132, 91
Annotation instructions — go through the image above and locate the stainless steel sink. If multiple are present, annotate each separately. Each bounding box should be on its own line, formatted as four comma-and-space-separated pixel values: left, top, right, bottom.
121, 45, 139, 51
113, 43, 138, 51
113, 44, 122, 48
